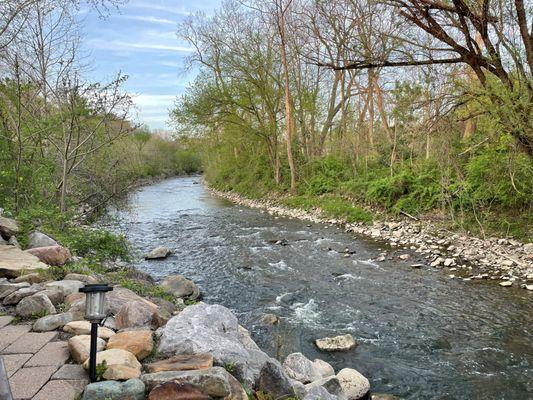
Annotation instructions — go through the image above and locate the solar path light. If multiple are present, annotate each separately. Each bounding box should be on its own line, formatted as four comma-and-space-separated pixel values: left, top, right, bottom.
79, 284, 113, 382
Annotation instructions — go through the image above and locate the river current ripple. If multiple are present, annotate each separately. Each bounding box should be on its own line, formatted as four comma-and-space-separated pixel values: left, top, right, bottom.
103, 177, 533, 399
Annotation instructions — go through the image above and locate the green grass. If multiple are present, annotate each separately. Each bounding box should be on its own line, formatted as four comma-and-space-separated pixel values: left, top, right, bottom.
281, 195, 373, 224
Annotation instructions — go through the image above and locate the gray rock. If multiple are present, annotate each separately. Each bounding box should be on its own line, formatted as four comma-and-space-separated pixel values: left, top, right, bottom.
39, 288, 65, 305
3, 284, 43, 305
158, 303, 274, 387
523, 243, 533, 254
291, 380, 307, 399
305, 376, 344, 397
144, 246, 171, 259
0, 282, 30, 299
303, 386, 339, 400
258, 360, 295, 398
45, 280, 84, 296
313, 359, 335, 378
16, 292, 56, 318
283, 352, 322, 384
82, 378, 145, 400
141, 367, 231, 396
27, 231, 58, 249
0, 216, 19, 238
159, 275, 200, 299
33, 312, 74, 332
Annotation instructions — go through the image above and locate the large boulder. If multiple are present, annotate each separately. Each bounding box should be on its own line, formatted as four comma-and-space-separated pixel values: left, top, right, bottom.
257, 360, 296, 398
0, 216, 19, 239
283, 353, 323, 384
145, 354, 214, 373
26, 245, 72, 266
159, 275, 200, 300
337, 368, 371, 400
157, 303, 277, 387
33, 312, 74, 332
0, 245, 48, 278
148, 382, 210, 400
115, 301, 164, 330
107, 330, 154, 361
27, 231, 58, 249
68, 334, 106, 363
315, 334, 357, 352
145, 246, 171, 260
107, 286, 159, 314
64, 320, 115, 339
82, 379, 145, 400
15, 292, 56, 318
83, 349, 142, 380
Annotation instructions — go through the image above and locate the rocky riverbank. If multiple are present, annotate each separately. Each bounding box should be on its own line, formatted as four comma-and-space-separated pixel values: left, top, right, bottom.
208, 188, 533, 291
0, 216, 391, 399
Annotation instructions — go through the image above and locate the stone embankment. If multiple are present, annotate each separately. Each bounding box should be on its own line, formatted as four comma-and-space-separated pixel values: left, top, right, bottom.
209, 188, 533, 290
0, 216, 389, 399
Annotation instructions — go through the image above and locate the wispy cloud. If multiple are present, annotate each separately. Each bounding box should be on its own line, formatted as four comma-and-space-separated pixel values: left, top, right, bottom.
130, 1, 192, 16
88, 38, 193, 53
117, 15, 177, 25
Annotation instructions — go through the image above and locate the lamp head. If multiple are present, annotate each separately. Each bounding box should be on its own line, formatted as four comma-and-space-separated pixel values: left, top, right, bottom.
79, 284, 113, 322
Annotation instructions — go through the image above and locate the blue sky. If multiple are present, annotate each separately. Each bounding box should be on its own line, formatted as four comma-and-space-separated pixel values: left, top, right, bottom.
82, 0, 222, 130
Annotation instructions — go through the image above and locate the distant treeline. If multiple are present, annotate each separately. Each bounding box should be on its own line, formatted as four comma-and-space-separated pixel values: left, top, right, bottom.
0, 0, 201, 222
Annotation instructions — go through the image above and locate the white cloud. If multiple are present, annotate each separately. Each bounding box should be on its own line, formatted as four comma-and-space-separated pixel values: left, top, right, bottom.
88, 38, 193, 53
118, 15, 177, 25
129, 1, 192, 16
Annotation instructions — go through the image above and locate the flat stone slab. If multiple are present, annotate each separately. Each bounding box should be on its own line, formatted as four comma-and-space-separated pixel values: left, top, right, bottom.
1, 353, 32, 377
2, 331, 57, 354
9, 366, 58, 399
52, 364, 88, 381
0, 245, 48, 278
26, 341, 69, 367
0, 324, 32, 351
0, 315, 13, 328
33, 379, 86, 400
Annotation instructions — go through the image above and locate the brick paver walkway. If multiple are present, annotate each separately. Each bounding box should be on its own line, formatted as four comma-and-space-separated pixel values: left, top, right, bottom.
0, 318, 88, 400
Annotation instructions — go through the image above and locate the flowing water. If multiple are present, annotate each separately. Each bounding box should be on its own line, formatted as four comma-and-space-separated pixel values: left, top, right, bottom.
104, 176, 533, 399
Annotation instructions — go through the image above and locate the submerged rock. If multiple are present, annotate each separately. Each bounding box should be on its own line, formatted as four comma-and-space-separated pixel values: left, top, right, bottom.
315, 334, 357, 351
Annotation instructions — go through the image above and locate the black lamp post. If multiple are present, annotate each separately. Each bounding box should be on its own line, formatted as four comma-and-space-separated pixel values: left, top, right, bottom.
79, 284, 113, 382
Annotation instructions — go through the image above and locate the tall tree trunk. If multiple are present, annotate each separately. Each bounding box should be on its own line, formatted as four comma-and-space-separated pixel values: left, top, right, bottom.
278, 5, 296, 192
